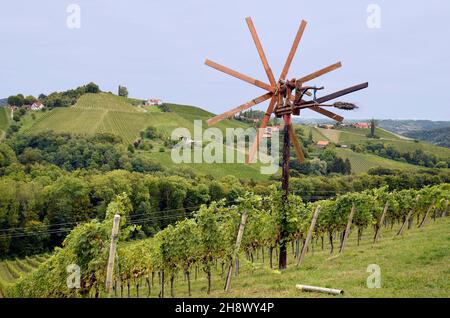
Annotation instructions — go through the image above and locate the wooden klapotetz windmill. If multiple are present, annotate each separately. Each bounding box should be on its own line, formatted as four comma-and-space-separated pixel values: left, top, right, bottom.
205, 17, 368, 269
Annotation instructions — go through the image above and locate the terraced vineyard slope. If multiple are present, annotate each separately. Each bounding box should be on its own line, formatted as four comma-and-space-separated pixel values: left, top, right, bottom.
21, 93, 249, 145
0, 255, 48, 297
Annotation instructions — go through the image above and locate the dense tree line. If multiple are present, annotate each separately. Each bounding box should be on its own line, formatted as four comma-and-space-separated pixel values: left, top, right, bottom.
0, 166, 248, 257
7, 82, 100, 109
405, 127, 450, 148
290, 148, 351, 176
351, 142, 449, 168
5, 132, 162, 173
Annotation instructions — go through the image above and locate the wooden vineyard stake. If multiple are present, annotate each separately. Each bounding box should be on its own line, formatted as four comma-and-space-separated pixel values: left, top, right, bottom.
339, 203, 355, 253
297, 205, 321, 268
398, 195, 420, 236
205, 17, 368, 270
419, 199, 436, 228
443, 199, 449, 217
225, 211, 248, 292
373, 201, 389, 244
105, 214, 121, 294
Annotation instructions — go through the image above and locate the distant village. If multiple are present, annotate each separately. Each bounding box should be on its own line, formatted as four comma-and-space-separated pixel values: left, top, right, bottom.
317, 122, 369, 129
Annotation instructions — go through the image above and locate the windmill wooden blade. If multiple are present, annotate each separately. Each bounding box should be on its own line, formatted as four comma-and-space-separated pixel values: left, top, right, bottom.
314, 82, 369, 104
245, 17, 276, 87
309, 106, 344, 122
280, 20, 307, 81
205, 59, 274, 92
246, 96, 277, 163
297, 82, 368, 122
207, 92, 273, 126
287, 94, 344, 122
288, 124, 305, 163
297, 62, 342, 83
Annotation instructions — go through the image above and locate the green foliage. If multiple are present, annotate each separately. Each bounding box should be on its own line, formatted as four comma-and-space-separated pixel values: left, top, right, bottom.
358, 141, 449, 168
5, 182, 449, 297
7, 95, 24, 107
118, 85, 128, 97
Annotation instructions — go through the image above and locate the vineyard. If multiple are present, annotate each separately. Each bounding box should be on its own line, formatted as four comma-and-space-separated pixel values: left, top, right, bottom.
20, 93, 249, 145
4, 183, 448, 298
0, 255, 48, 297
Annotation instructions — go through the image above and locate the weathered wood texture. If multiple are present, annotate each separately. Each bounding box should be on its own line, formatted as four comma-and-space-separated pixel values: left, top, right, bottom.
205, 59, 274, 92
373, 201, 389, 243
207, 92, 273, 126
245, 17, 276, 86
105, 214, 121, 293
225, 211, 248, 292
297, 205, 321, 267
339, 204, 355, 253
280, 20, 307, 80
288, 123, 305, 163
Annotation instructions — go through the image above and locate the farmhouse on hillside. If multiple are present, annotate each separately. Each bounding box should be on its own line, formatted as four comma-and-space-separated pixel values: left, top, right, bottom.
145, 98, 163, 106
316, 140, 330, 148
353, 122, 369, 129
30, 101, 45, 111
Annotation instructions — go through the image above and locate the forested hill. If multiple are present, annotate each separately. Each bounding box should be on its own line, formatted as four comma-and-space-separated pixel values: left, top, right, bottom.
405, 127, 450, 148
377, 119, 450, 136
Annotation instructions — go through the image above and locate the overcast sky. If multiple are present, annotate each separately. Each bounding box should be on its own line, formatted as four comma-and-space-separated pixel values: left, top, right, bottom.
1, 0, 449, 120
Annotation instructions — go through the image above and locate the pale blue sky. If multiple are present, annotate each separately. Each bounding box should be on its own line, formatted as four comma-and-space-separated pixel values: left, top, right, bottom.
1, 0, 449, 120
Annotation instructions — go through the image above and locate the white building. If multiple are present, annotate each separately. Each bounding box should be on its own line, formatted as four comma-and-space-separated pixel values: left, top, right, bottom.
145, 98, 163, 106
30, 102, 45, 111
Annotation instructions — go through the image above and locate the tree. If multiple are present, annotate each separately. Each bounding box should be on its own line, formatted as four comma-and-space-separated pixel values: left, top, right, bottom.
118, 85, 129, 97
86, 82, 100, 93
343, 158, 352, 175
7, 95, 24, 107
369, 118, 377, 138
24, 95, 37, 105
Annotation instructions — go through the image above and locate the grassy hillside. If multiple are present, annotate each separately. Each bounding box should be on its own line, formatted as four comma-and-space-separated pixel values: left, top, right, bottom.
146, 151, 275, 182
302, 125, 450, 173
0, 107, 11, 140
17, 93, 271, 180
21, 93, 249, 145
335, 148, 421, 173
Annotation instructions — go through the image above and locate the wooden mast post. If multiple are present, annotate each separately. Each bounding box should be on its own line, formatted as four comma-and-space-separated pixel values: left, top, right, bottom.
279, 114, 291, 270
297, 205, 321, 267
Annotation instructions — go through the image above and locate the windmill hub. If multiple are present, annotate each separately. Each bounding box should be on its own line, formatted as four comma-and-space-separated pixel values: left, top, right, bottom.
274, 78, 325, 118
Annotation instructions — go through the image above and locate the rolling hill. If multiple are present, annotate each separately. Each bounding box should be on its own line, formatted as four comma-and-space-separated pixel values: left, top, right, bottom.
21, 93, 249, 145
16, 93, 449, 176
302, 125, 450, 173
18, 93, 272, 180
